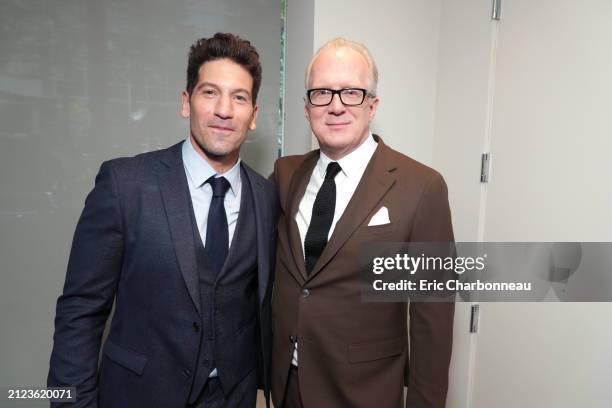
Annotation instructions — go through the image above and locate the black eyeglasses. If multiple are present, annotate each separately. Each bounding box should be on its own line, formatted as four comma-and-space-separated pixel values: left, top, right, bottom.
306, 88, 374, 106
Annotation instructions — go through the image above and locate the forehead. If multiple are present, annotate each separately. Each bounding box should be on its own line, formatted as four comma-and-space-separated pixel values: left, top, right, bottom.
308, 47, 370, 88
196, 58, 253, 89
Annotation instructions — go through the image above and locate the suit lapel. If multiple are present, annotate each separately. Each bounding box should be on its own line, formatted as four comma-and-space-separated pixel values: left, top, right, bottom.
286, 151, 319, 282
157, 142, 201, 316
307, 138, 397, 281
242, 164, 270, 304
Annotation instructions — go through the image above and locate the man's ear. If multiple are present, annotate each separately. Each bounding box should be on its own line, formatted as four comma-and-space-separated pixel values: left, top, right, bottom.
180, 90, 190, 118
368, 96, 380, 122
304, 97, 311, 121
248, 104, 259, 131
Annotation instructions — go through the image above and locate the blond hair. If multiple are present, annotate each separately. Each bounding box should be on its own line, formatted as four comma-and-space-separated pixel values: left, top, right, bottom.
305, 37, 379, 94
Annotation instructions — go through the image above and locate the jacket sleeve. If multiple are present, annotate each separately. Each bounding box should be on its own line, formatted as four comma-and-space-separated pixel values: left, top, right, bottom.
47, 161, 124, 408
405, 173, 456, 408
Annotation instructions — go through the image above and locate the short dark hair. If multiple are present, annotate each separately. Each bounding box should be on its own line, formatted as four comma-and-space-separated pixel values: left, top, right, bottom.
186, 33, 262, 104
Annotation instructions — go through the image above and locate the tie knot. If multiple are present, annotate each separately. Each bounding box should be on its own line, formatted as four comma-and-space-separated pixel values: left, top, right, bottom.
325, 162, 342, 180
207, 176, 231, 197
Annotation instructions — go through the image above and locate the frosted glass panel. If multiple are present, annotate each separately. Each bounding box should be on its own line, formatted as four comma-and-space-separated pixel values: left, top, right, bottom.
0, 0, 281, 392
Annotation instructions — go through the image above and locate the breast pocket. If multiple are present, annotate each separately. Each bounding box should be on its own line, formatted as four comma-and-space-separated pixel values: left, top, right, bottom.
354, 222, 398, 239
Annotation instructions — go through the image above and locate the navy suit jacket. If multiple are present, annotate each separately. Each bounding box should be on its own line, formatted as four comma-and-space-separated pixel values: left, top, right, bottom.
48, 141, 278, 407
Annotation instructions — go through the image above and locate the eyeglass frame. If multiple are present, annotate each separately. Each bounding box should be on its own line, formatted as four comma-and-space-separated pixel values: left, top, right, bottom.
305, 88, 376, 107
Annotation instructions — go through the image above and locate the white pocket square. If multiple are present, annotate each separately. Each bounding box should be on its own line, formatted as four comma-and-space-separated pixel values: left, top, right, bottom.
368, 206, 390, 226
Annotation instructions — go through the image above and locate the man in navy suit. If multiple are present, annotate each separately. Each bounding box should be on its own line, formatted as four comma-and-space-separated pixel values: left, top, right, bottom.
48, 33, 277, 407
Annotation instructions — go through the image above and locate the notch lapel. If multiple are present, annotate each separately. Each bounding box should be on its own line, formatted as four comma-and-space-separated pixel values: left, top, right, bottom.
286, 152, 319, 282
157, 143, 201, 316
307, 140, 396, 281
241, 164, 270, 305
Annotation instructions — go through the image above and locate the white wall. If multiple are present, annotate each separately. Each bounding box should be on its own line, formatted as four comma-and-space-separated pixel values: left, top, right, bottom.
432, 0, 496, 243
308, 0, 442, 165
431, 2, 497, 406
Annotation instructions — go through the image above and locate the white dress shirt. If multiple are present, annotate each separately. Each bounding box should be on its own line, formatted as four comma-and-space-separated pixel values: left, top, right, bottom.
292, 133, 378, 366
181, 137, 242, 377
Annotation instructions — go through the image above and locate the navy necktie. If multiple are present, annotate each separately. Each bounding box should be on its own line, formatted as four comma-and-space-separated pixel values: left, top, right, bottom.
304, 161, 342, 274
204, 176, 231, 276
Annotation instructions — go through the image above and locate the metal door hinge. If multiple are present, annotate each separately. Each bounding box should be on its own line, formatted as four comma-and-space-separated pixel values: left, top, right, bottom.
480, 153, 491, 183
492, 0, 501, 20
470, 304, 480, 333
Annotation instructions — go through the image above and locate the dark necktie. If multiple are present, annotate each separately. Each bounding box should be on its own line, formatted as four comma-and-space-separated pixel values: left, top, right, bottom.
203, 176, 231, 276
304, 161, 342, 274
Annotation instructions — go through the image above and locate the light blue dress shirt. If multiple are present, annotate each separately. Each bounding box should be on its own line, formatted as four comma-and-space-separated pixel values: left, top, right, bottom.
182, 137, 242, 250
181, 137, 242, 378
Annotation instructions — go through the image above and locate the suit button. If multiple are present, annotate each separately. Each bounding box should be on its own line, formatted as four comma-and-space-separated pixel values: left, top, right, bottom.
302, 288, 310, 297
182, 369, 192, 378
193, 322, 200, 332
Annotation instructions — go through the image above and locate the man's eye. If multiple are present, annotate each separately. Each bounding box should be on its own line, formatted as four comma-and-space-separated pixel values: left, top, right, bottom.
202, 89, 216, 96
234, 94, 248, 102
311, 89, 331, 98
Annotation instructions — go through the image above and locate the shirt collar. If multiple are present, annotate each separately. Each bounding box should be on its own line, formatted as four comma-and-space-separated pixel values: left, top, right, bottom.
318, 132, 378, 178
182, 137, 241, 197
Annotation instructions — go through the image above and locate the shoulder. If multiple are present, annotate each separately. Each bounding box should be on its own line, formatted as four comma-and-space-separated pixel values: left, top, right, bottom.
101, 142, 182, 179
378, 140, 446, 189
274, 151, 317, 174
271, 150, 318, 189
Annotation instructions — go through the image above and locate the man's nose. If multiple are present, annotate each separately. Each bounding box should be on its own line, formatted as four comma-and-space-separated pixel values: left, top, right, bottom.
327, 92, 346, 114
215, 94, 234, 119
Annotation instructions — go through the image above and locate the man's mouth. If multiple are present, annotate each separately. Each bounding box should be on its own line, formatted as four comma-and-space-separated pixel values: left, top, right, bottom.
326, 122, 350, 128
208, 124, 235, 133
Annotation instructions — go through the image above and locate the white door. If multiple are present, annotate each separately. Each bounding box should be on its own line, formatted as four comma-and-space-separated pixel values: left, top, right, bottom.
434, 1, 612, 407
471, 0, 612, 407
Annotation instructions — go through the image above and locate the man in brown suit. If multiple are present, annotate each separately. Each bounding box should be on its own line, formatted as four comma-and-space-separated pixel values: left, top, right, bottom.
270, 38, 455, 408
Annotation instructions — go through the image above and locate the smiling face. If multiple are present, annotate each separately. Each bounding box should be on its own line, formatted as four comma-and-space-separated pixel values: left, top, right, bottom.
180, 58, 258, 171
305, 46, 379, 160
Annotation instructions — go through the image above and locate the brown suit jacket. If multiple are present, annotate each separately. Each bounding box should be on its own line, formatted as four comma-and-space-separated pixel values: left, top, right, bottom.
270, 135, 455, 408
